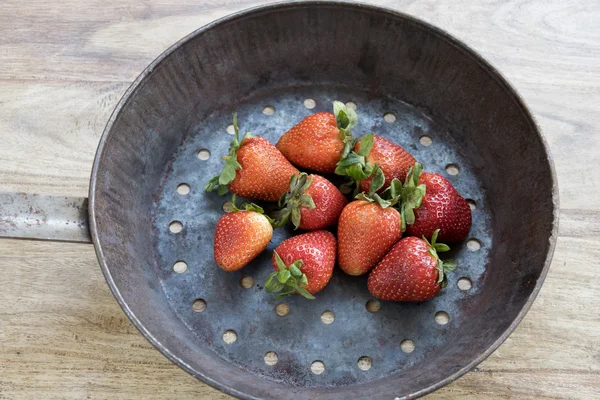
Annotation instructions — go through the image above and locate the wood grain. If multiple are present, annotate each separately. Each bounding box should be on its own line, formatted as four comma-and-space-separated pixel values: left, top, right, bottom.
0, 0, 599, 399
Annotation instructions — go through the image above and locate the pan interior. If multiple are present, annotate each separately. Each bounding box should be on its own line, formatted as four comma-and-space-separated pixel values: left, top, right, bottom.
91, 3, 556, 398
152, 85, 491, 387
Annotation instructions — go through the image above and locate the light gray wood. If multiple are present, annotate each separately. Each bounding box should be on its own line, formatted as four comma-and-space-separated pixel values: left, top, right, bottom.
0, 0, 598, 399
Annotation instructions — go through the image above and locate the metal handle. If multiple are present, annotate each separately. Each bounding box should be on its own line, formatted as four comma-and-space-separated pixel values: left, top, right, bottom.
0, 192, 91, 243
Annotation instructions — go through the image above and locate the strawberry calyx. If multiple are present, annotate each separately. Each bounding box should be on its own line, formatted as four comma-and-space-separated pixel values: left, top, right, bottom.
272, 173, 316, 229
333, 100, 358, 142
354, 166, 400, 209
204, 114, 253, 195
399, 163, 426, 232
265, 251, 315, 300
335, 133, 377, 195
227, 194, 261, 213
423, 229, 457, 288
227, 194, 275, 225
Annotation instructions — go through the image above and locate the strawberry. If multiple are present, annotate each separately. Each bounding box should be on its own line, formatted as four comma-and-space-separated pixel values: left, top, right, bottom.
403, 163, 472, 242
265, 230, 337, 299
205, 115, 299, 202
274, 173, 348, 230
213, 196, 273, 272
276, 101, 357, 174
335, 133, 416, 194
358, 135, 416, 193
367, 230, 457, 302
337, 170, 403, 276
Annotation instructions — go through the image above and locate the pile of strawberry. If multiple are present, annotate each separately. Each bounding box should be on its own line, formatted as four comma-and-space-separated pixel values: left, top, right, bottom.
206, 102, 472, 302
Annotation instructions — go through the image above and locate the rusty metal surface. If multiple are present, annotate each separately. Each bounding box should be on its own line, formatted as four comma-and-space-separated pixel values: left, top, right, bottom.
86, 2, 559, 400
0, 192, 91, 243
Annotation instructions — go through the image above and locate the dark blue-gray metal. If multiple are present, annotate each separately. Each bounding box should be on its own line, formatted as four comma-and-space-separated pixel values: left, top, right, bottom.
153, 88, 494, 390
0, 2, 558, 399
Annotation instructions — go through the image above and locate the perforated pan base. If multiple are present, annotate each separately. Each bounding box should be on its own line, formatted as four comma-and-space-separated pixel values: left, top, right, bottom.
152, 85, 491, 388
90, 3, 557, 398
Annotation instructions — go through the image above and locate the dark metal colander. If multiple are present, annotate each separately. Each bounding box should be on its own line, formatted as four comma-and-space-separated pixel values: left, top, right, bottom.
0, 2, 558, 399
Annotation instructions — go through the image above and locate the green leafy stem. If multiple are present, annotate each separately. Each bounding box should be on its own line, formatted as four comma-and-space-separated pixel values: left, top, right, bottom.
272, 173, 316, 229
398, 163, 426, 232
333, 100, 358, 140
354, 163, 398, 209
204, 114, 252, 195
265, 251, 315, 300
423, 229, 457, 288
335, 133, 377, 196
227, 193, 270, 215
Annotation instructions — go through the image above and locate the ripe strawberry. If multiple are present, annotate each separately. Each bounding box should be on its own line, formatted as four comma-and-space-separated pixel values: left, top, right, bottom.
213, 196, 273, 272
367, 230, 457, 302
337, 170, 403, 276
403, 164, 472, 242
358, 135, 416, 193
274, 173, 348, 230
205, 115, 299, 202
276, 101, 357, 174
265, 230, 337, 298
336, 133, 416, 194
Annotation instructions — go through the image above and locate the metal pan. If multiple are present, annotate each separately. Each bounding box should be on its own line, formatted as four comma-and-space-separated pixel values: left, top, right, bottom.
0, 2, 559, 399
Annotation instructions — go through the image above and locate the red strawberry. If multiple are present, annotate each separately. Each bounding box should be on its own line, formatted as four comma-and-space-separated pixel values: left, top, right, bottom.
358, 135, 416, 193
265, 230, 337, 298
368, 230, 457, 302
274, 173, 348, 230
213, 196, 273, 272
337, 172, 403, 276
205, 115, 299, 202
403, 164, 472, 242
276, 101, 357, 173
336, 133, 415, 195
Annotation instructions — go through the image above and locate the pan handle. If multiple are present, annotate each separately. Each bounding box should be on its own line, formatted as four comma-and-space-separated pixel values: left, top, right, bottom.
0, 192, 91, 244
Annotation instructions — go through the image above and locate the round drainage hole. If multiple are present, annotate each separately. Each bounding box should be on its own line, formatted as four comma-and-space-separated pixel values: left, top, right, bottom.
435, 311, 450, 325
467, 239, 481, 252
240, 276, 254, 289
176, 183, 190, 195
304, 99, 316, 109
223, 330, 237, 344
457, 277, 473, 291
264, 352, 278, 366
197, 149, 211, 160
262, 106, 275, 115
320, 310, 335, 324
400, 339, 415, 353
173, 261, 187, 274
345, 101, 357, 110
192, 299, 206, 313
169, 221, 183, 234
311, 361, 325, 375
466, 199, 477, 211
366, 299, 381, 313
445, 163, 459, 175
357, 356, 372, 371
226, 124, 235, 135
383, 112, 396, 123
275, 303, 289, 317
419, 135, 432, 146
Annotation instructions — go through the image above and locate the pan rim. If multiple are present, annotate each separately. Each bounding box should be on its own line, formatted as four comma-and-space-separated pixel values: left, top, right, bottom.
89, 1, 560, 399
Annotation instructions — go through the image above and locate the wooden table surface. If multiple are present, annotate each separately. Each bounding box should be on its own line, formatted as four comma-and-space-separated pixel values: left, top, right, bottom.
1, 0, 598, 399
